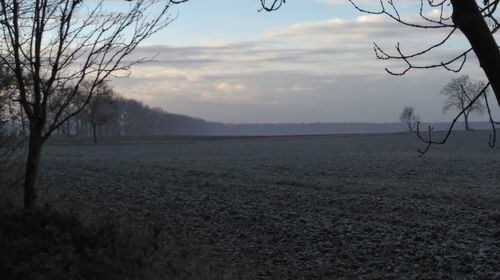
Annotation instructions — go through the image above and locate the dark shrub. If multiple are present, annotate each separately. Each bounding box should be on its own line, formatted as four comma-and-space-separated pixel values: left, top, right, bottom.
0, 205, 151, 280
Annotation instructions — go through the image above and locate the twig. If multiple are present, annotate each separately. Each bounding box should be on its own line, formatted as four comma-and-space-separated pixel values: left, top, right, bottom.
416, 82, 491, 156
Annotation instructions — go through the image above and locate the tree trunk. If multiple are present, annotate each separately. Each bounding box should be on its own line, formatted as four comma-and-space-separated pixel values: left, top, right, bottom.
24, 132, 44, 209
92, 121, 97, 144
464, 112, 470, 131
451, 0, 500, 106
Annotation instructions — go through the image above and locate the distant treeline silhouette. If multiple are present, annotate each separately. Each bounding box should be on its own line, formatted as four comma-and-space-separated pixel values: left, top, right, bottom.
59, 97, 211, 137
3, 93, 492, 138
204, 122, 493, 136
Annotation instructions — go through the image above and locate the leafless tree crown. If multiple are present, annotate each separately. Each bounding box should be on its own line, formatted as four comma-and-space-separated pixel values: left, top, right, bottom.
0, 0, 175, 139
399, 106, 419, 133
441, 75, 486, 116
0, 0, 176, 208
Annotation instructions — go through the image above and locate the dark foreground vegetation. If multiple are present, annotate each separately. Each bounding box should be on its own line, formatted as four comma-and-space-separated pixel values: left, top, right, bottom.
0, 204, 162, 280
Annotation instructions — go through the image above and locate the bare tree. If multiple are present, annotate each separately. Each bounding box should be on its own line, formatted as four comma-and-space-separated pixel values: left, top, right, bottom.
399, 106, 419, 133
79, 82, 117, 144
0, 0, 175, 209
441, 75, 486, 131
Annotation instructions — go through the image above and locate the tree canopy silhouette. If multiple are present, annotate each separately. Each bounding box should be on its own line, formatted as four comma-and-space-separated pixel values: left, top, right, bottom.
0, 0, 175, 208
441, 75, 487, 131
399, 106, 419, 133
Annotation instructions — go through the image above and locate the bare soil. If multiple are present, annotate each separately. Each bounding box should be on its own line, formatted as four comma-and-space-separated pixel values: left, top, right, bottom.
36, 131, 500, 279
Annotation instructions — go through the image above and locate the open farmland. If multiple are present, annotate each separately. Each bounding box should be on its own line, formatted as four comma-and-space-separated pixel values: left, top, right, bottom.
39, 131, 500, 279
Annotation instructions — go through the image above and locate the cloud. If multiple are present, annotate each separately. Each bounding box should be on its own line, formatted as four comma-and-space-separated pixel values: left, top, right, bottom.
216, 82, 247, 92
111, 12, 491, 123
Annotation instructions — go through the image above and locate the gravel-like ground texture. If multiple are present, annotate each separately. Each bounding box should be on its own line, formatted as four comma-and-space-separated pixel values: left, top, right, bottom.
36, 131, 500, 279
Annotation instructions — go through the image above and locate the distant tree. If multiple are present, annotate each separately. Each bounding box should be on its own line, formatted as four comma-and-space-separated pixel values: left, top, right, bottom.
0, 0, 175, 209
399, 106, 419, 133
79, 82, 117, 144
441, 76, 486, 131
119, 99, 147, 136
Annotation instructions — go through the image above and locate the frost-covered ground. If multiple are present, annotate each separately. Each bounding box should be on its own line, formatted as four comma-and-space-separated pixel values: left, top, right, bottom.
40, 131, 500, 279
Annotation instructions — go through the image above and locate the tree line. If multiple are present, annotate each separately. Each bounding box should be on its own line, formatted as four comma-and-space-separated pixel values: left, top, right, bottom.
66, 92, 211, 143
1, 81, 210, 143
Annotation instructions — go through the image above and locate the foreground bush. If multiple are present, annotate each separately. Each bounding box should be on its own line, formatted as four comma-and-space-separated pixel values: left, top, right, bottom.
0, 205, 157, 280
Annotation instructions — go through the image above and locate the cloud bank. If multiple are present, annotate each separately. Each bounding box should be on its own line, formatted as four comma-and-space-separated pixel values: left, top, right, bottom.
111, 13, 492, 123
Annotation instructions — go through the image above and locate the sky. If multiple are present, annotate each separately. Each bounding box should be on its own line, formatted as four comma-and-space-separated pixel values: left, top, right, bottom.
106, 0, 497, 124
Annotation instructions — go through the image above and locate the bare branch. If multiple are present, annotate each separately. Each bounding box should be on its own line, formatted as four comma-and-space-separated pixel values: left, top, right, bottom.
258, 0, 285, 12
416, 82, 491, 156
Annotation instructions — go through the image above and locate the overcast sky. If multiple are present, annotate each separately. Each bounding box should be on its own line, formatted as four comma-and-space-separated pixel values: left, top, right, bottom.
108, 0, 497, 123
